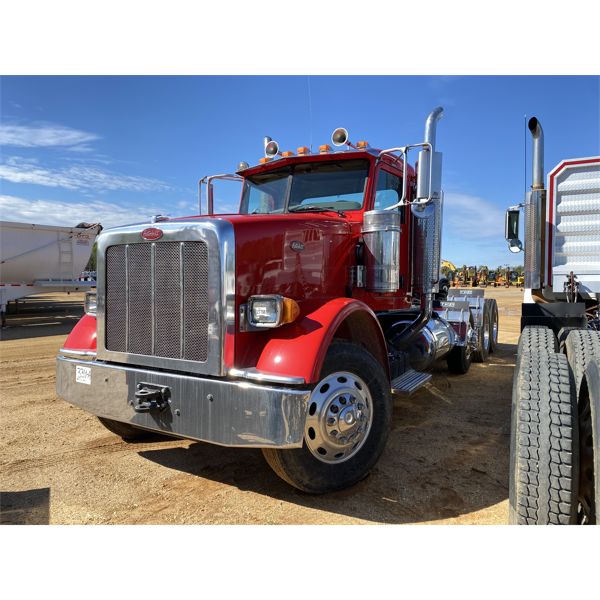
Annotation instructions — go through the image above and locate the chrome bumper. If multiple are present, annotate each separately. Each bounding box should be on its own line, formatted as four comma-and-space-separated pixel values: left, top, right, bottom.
56, 356, 310, 448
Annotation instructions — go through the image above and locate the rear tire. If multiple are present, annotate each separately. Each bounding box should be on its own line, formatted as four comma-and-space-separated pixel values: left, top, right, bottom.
517, 325, 558, 358
486, 298, 499, 353
97, 417, 155, 441
472, 302, 491, 363
508, 352, 579, 524
262, 340, 392, 494
446, 343, 472, 374
564, 330, 600, 394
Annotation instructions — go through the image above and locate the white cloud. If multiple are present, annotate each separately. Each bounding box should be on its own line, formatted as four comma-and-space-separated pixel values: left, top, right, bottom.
443, 192, 504, 240
0, 156, 170, 192
0, 194, 172, 230
0, 122, 100, 148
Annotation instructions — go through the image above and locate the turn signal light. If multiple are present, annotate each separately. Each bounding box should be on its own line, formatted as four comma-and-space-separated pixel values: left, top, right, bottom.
281, 297, 300, 325
297, 146, 310, 155
319, 144, 331, 154
356, 140, 369, 148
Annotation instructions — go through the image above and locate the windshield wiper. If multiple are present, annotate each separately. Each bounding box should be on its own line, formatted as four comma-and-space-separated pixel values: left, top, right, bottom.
288, 205, 346, 217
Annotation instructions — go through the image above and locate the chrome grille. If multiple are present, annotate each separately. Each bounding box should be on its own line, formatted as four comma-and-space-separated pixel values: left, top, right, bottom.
105, 241, 209, 362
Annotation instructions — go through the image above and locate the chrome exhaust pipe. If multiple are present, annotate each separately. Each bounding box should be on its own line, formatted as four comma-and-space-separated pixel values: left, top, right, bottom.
528, 117, 544, 190
424, 106, 444, 150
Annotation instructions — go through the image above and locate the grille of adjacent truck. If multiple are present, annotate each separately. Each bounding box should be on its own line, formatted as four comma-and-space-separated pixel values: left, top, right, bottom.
105, 241, 209, 362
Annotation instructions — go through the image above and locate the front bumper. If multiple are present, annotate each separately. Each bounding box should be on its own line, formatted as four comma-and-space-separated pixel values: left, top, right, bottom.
56, 356, 310, 448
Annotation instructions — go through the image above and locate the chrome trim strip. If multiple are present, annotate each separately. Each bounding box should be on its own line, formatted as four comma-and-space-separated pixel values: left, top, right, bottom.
59, 348, 97, 359
228, 367, 306, 385
57, 356, 309, 449
96, 218, 235, 376
150, 242, 156, 354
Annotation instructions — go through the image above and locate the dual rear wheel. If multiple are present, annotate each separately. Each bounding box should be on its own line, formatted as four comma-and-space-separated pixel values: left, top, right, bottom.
509, 327, 599, 524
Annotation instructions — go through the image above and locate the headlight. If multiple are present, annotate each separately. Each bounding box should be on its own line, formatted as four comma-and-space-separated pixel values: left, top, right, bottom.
247, 295, 299, 328
84, 292, 97, 316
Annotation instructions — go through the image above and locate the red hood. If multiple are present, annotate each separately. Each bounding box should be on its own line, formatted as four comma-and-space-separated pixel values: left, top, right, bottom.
218, 213, 354, 303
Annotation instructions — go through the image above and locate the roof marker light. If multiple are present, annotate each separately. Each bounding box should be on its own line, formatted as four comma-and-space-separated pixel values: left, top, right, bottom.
297, 146, 310, 155
238, 161, 250, 170
259, 157, 271, 164
356, 140, 369, 149
281, 151, 294, 157
319, 144, 331, 154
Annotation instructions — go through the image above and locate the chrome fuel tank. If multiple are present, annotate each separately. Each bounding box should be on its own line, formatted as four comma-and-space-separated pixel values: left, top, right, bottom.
362, 209, 401, 292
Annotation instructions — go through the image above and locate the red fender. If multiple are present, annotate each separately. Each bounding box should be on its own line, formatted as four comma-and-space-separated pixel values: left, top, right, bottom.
255, 298, 389, 383
63, 314, 97, 351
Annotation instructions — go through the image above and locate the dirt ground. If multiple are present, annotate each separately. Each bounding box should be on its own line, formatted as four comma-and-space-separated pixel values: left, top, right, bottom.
0, 287, 524, 525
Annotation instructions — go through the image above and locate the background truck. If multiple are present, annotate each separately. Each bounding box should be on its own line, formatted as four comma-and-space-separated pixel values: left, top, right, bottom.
0, 221, 101, 327
505, 117, 600, 524
56, 107, 499, 494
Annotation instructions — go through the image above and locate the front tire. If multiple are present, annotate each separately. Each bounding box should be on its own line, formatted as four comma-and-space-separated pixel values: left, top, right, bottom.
262, 340, 392, 494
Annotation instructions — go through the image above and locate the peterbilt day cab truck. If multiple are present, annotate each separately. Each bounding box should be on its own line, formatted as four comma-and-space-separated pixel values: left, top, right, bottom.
57, 107, 499, 494
506, 117, 600, 524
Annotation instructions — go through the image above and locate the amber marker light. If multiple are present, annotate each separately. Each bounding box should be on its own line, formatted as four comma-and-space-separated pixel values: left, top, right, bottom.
356, 140, 369, 148
259, 157, 271, 164
281, 151, 294, 157
319, 144, 331, 154
281, 297, 300, 325
297, 146, 310, 155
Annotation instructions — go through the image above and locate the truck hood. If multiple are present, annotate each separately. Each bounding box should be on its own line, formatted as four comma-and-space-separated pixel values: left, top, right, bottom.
220, 213, 353, 303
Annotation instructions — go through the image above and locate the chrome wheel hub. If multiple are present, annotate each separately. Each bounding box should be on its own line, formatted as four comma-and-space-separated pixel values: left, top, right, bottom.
483, 323, 490, 350
305, 371, 373, 464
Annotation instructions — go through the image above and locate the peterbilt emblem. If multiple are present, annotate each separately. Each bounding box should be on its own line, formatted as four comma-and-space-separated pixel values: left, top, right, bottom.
290, 240, 305, 252
141, 227, 163, 241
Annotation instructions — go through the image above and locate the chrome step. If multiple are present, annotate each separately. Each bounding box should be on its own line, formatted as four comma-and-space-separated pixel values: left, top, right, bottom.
391, 369, 432, 396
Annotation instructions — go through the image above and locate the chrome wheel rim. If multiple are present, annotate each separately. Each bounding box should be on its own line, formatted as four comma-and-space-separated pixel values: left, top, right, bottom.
492, 315, 498, 345
305, 371, 373, 464
483, 319, 490, 351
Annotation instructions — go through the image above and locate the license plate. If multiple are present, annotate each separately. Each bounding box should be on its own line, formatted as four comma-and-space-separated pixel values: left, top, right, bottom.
75, 365, 92, 385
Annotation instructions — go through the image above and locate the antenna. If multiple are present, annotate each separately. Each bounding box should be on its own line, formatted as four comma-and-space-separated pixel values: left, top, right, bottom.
524, 113, 527, 195
307, 75, 313, 154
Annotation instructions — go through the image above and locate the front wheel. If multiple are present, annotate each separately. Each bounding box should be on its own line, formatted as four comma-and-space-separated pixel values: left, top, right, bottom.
262, 340, 392, 494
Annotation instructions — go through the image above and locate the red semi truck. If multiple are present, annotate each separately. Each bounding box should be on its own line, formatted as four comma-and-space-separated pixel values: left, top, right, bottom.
506, 117, 600, 524
56, 107, 499, 493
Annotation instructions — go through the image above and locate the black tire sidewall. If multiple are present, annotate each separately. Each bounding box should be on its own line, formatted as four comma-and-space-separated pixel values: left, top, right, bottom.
266, 340, 392, 494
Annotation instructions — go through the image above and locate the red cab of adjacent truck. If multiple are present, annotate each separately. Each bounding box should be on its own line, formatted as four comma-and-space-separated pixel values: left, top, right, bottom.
57, 108, 497, 493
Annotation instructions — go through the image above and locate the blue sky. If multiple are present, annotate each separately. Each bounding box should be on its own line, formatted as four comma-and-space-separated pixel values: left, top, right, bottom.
1, 75, 598, 268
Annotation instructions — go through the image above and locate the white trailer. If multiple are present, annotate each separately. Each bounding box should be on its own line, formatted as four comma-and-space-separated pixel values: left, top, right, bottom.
0, 220, 102, 324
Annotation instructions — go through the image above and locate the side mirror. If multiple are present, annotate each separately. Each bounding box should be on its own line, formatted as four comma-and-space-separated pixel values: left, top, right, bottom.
505, 208, 522, 253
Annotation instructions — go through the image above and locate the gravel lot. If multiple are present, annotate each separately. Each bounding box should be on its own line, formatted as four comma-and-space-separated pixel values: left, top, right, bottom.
0, 287, 524, 524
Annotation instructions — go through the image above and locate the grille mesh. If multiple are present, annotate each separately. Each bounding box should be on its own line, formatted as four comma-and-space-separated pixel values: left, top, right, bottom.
105, 241, 209, 362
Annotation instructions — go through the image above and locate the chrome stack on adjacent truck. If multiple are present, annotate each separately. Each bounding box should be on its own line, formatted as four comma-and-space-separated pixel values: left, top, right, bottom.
505, 117, 600, 524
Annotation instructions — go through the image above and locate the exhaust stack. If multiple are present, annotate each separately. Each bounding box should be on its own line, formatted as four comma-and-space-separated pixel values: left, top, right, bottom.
524, 116, 546, 291
528, 117, 544, 190
424, 106, 444, 150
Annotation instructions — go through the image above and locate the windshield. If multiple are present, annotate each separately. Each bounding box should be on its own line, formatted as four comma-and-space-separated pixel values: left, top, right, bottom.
239, 159, 369, 215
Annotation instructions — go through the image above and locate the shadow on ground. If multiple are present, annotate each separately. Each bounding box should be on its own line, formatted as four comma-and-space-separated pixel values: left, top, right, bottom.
0, 488, 51, 525
139, 342, 516, 524
0, 296, 84, 341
